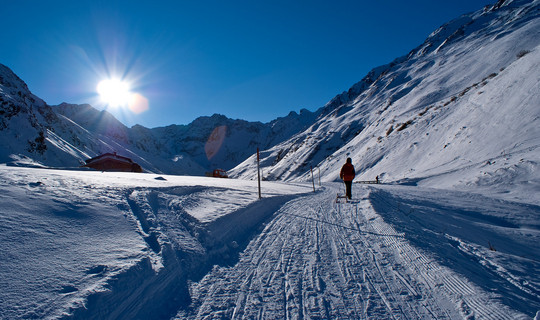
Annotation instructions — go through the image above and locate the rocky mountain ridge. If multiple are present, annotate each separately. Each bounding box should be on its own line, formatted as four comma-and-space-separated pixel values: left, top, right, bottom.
0, 65, 317, 175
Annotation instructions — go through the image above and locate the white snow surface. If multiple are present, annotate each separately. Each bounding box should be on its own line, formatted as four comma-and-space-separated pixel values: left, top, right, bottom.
0, 166, 310, 319
1, 1, 539, 319
1, 166, 538, 319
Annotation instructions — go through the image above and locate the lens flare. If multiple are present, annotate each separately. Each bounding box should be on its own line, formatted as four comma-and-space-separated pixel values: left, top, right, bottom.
205, 126, 227, 160
128, 93, 149, 114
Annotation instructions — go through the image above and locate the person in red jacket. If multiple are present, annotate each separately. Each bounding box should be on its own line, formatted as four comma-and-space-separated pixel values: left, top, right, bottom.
340, 158, 356, 199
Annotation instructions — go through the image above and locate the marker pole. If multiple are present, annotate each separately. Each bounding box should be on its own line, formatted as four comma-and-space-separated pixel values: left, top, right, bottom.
257, 148, 262, 199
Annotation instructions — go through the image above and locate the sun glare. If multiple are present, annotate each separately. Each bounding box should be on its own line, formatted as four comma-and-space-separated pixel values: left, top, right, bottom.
95, 78, 149, 114
97, 79, 131, 107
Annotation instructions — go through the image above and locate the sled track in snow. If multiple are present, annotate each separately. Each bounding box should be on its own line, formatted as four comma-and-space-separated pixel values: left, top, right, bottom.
365, 208, 518, 320
176, 184, 532, 319
372, 187, 538, 319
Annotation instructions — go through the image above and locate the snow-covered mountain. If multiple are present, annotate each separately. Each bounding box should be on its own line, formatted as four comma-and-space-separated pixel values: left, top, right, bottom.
0, 64, 317, 175
129, 109, 318, 176
231, 0, 540, 203
0, 64, 55, 164
2, 0, 539, 203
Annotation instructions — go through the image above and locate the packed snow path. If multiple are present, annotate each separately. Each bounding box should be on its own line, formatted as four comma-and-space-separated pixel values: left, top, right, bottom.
178, 184, 536, 319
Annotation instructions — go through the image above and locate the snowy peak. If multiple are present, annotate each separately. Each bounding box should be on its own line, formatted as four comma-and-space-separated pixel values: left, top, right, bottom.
149, 110, 316, 175
230, 0, 540, 203
1, 0, 539, 199
0, 64, 316, 174
0, 64, 57, 164
414, 0, 539, 59
0, 64, 48, 122
55, 103, 130, 144
0, 64, 27, 94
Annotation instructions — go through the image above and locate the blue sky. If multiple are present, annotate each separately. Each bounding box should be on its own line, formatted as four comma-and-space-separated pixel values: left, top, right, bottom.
1, 0, 493, 128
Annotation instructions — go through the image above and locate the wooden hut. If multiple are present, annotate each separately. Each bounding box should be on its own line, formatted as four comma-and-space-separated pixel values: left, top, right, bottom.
83, 152, 143, 172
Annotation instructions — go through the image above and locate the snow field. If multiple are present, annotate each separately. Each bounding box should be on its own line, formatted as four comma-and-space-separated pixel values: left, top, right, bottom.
0, 167, 537, 319
0, 169, 149, 319
1, 2, 539, 319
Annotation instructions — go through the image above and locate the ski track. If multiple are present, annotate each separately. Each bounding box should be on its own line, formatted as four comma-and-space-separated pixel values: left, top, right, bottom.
176, 185, 531, 319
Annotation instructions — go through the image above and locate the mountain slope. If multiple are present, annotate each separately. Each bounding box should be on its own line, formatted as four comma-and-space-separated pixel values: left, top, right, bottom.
230, 0, 540, 203
2, 0, 539, 199
0, 65, 316, 174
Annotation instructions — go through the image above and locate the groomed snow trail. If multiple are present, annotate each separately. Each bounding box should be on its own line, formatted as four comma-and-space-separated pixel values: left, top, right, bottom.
177, 184, 530, 319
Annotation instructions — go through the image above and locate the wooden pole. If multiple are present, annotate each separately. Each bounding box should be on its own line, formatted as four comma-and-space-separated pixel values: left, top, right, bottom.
310, 166, 315, 192
257, 148, 262, 199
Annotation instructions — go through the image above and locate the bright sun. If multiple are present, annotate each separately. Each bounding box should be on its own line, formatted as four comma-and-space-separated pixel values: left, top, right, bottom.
96, 79, 132, 107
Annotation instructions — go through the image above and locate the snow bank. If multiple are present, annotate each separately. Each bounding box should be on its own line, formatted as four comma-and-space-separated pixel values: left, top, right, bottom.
0, 166, 311, 319
367, 184, 540, 317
